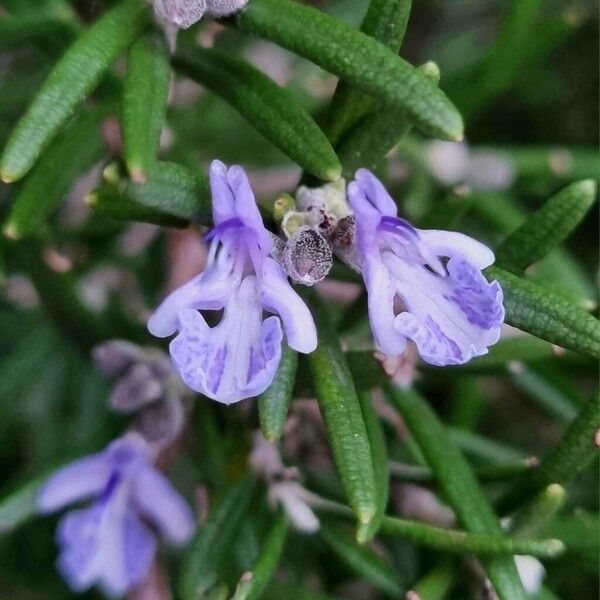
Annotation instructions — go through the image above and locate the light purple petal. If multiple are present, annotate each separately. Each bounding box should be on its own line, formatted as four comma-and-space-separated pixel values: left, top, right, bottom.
56, 505, 104, 593
363, 256, 407, 356
38, 455, 111, 514
148, 258, 234, 338
105, 433, 152, 477
170, 276, 283, 403
418, 229, 495, 269
209, 160, 237, 225
227, 165, 270, 249
120, 512, 157, 590
209, 162, 270, 250
132, 466, 195, 545
260, 257, 317, 354
95, 508, 155, 598
384, 253, 504, 365
353, 169, 398, 217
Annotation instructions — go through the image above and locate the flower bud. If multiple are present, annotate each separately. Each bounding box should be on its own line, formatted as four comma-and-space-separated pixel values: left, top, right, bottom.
283, 227, 333, 286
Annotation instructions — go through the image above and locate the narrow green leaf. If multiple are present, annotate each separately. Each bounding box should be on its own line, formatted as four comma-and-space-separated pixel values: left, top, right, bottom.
389, 457, 538, 484
231, 511, 288, 600
0, 0, 149, 182
486, 266, 600, 358
87, 186, 188, 228
496, 180, 597, 272
321, 524, 403, 597
508, 363, 578, 423
122, 34, 171, 182
0, 10, 78, 50
180, 473, 257, 600
356, 391, 388, 542
379, 516, 563, 558
258, 346, 298, 442
89, 161, 211, 226
0, 475, 45, 534
325, 0, 413, 145
236, 0, 463, 141
408, 561, 455, 600
472, 191, 597, 307
337, 61, 439, 177
497, 391, 599, 514
447, 427, 526, 464
265, 583, 342, 600
4, 106, 107, 240
386, 385, 528, 600
173, 49, 341, 182
510, 484, 567, 538
307, 297, 378, 533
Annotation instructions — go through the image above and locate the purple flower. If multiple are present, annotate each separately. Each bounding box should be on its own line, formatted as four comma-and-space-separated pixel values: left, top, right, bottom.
37, 434, 195, 597
148, 160, 317, 404
348, 169, 504, 366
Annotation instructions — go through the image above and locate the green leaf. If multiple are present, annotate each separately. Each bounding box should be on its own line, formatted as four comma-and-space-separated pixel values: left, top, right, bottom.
0, 0, 149, 182
508, 363, 578, 423
320, 523, 403, 597
122, 34, 171, 182
89, 161, 211, 226
337, 61, 439, 177
307, 297, 378, 534
231, 511, 288, 600
408, 562, 455, 600
325, 0, 413, 145
379, 516, 563, 558
87, 186, 188, 228
4, 106, 108, 240
0, 9, 78, 50
172, 49, 341, 182
236, 0, 463, 142
258, 346, 298, 442
486, 266, 600, 358
497, 392, 599, 514
0, 475, 45, 534
356, 391, 388, 542
510, 484, 567, 538
447, 427, 526, 464
389, 458, 538, 484
496, 180, 597, 272
180, 473, 257, 600
386, 385, 528, 600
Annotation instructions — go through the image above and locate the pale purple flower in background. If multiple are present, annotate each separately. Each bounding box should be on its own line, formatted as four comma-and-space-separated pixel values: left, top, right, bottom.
148, 161, 317, 404
348, 169, 504, 366
93, 340, 189, 448
426, 140, 515, 191
37, 434, 195, 598
249, 432, 320, 534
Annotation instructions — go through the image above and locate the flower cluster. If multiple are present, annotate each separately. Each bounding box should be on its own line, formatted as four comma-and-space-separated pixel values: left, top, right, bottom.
149, 161, 504, 403
37, 161, 505, 597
